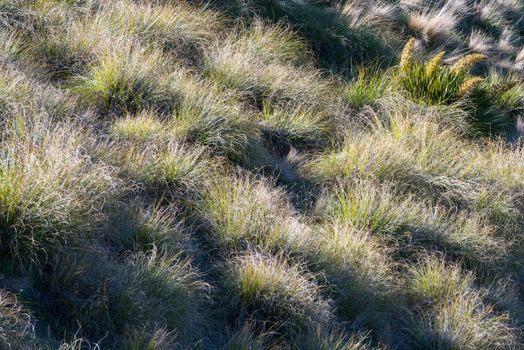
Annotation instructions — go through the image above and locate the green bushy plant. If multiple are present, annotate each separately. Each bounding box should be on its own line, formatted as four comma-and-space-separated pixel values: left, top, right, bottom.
397, 38, 523, 135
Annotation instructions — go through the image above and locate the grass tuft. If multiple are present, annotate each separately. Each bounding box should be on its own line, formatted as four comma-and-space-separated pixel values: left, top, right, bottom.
224, 252, 332, 337
408, 256, 520, 349
73, 45, 171, 114
0, 112, 120, 270
198, 174, 307, 251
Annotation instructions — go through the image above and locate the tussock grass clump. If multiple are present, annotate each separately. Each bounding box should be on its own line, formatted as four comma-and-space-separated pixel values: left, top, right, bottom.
218, 0, 393, 70
30, 252, 137, 343
338, 0, 400, 29
32, 249, 209, 347
408, 256, 520, 349
110, 110, 164, 142
122, 141, 214, 195
160, 70, 257, 161
307, 111, 502, 209
343, 65, 391, 109
0, 113, 119, 269
73, 44, 171, 114
126, 249, 210, 339
100, 68, 254, 161
407, 6, 460, 45
225, 323, 266, 350
3, 0, 524, 347
223, 19, 310, 67
316, 181, 508, 272
203, 22, 333, 107
29, 13, 112, 80
198, 174, 307, 251
300, 328, 374, 350
122, 327, 177, 350
307, 221, 402, 323
259, 101, 332, 149
317, 181, 416, 235
0, 65, 78, 119
99, 0, 223, 62
108, 203, 191, 254
224, 252, 332, 337
204, 47, 330, 108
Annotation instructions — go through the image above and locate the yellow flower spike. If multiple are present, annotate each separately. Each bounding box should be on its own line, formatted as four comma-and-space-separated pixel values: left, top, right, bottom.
426, 51, 446, 76
451, 53, 487, 74
458, 76, 484, 96
400, 37, 416, 69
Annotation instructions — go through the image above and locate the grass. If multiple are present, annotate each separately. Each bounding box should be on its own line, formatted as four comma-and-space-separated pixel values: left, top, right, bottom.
0, 290, 37, 349
259, 101, 332, 149
0, 111, 120, 270
215, 0, 394, 71
343, 65, 391, 109
307, 108, 521, 223
305, 220, 403, 338
300, 328, 374, 350
107, 203, 191, 254
407, 256, 520, 349
224, 252, 332, 338
100, 0, 223, 56
2, 0, 524, 348
316, 180, 508, 273
396, 39, 524, 135
122, 141, 214, 195
167, 78, 256, 161
110, 110, 164, 142
30, 247, 209, 348
198, 174, 306, 251
73, 44, 171, 114
203, 27, 332, 107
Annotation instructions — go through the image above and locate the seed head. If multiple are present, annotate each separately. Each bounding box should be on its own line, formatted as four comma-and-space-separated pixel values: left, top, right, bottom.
400, 38, 416, 69
451, 53, 487, 74
426, 51, 446, 76
458, 77, 484, 96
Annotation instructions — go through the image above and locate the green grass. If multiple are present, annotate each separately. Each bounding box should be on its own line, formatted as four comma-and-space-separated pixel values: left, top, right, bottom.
407, 256, 520, 349
110, 110, 164, 142
305, 220, 403, 335
198, 174, 306, 251
224, 252, 332, 339
215, 0, 394, 71
73, 45, 172, 114
123, 141, 214, 195
0, 112, 121, 270
168, 86, 256, 161
316, 180, 508, 273
101, 0, 223, 56
259, 101, 332, 149
203, 27, 332, 107
2, 0, 524, 348
343, 65, 391, 109
395, 43, 524, 135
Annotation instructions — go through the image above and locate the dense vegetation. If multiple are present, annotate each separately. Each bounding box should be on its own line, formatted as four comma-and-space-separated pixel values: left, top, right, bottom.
2, 0, 524, 348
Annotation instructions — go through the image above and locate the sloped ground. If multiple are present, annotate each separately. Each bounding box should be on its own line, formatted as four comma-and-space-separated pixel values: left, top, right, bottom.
1, 0, 524, 349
